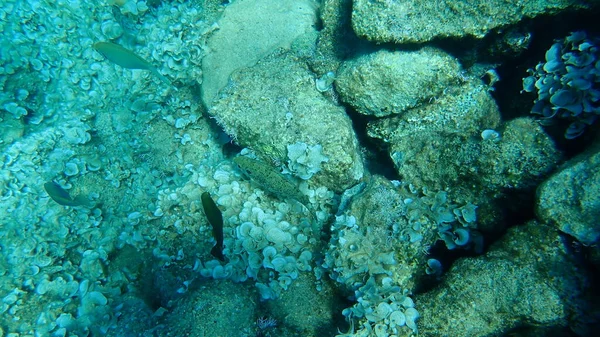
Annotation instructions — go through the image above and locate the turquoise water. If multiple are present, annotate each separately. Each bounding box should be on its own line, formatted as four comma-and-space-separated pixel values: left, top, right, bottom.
0, 1, 597, 337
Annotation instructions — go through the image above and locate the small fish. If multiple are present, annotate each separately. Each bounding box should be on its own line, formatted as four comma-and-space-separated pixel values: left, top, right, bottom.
44, 181, 90, 207
201, 192, 225, 261
93, 41, 172, 86
233, 156, 308, 205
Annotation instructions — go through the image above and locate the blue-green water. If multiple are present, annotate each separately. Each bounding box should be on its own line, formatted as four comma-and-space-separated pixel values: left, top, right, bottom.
0, 1, 598, 337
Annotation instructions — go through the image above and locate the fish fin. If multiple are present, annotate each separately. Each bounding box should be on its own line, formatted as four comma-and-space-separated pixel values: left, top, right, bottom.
73, 195, 96, 208
211, 244, 225, 261
288, 198, 317, 229
150, 67, 178, 90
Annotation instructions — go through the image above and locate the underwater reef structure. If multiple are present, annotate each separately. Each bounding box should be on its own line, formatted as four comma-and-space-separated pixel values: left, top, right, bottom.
0, 0, 599, 337
351, 0, 592, 44
523, 31, 600, 138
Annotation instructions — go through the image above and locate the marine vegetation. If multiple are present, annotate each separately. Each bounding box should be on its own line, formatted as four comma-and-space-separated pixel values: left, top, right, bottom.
522, 31, 600, 138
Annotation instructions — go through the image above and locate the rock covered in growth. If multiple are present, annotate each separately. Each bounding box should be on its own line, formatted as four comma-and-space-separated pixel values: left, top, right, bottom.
158, 280, 258, 337
336, 48, 462, 117
263, 272, 343, 336
351, 0, 591, 44
326, 176, 479, 292
522, 31, 600, 139
201, 0, 319, 106
368, 79, 561, 232
367, 80, 501, 193
326, 176, 426, 292
325, 176, 476, 291
416, 221, 590, 337
536, 139, 600, 246
209, 51, 364, 192
311, 0, 357, 76
480, 118, 562, 191
326, 176, 480, 336
368, 79, 561, 195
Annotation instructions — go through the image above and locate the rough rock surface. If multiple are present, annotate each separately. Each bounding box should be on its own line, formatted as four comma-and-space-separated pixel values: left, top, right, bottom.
336, 48, 462, 117
209, 50, 364, 192
352, 0, 590, 44
367, 81, 561, 196
201, 0, 319, 106
159, 280, 258, 337
367, 80, 561, 232
367, 80, 502, 193
338, 176, 431, 291
416, 221, 590, 337
537, 140, 600, 246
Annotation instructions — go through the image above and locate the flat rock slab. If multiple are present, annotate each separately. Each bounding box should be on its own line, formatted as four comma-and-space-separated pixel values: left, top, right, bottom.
201, 0, 318, 106
352, 0, 589, 44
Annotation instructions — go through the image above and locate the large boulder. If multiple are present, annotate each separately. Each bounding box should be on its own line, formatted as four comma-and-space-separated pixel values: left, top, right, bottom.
201, 0, 319, 106
209, 50, 364, 192
537, 140, 600, 246
351, 0, 590, 44
417, 221, 590, 337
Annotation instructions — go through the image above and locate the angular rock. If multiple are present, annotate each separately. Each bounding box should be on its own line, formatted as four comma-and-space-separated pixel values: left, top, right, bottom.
367, 80, 561, 196
336, 48, 462, 117
368, 79, 561, 232
416, 221, 590, 337
326, 176, 483, 293
537, 141, 600, 245
352, 0, 590, 44
311, 0, 357, 75
201, 0, 319, 106
328, 176, 430, 291
209, 51, 364, 192
367, 80, 502, 193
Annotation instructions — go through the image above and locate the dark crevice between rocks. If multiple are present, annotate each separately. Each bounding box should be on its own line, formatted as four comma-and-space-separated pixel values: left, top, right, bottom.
197, 98, 245, 159
416, 237, 483, 294
492, 9, 600, 155
324, 284, 356, 337
491, 8, 600, 112
428, 7, 600, 157
341, 104, 400, 181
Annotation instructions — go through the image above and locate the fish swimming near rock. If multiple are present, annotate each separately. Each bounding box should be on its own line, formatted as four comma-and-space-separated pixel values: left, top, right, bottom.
44, 181, 92, 207
201, 192, 225, 261
93, 41, 173, 86
233, 156, 309, 205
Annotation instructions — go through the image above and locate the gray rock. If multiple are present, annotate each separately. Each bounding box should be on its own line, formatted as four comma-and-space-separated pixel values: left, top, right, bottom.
336, 48, 462, 117
368, 81, 561, 232
537, 141, 600, 246
330, 176, 430, 291
326, 176, 480, 292
311, 0, 356, 75
263, 272, 342, 336
105, 294, 155, 337
201, 0, 319, 106
367, 84, 560, 198
209, 50, 364, 192
367, 80, 502, 193
351, 0, 590, 44
159, 279, 258, 337
416, 221, 590, 337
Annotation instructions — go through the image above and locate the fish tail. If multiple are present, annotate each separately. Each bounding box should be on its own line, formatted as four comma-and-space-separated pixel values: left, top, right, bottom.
150, 68, 177, 90
211, 244, 225, 261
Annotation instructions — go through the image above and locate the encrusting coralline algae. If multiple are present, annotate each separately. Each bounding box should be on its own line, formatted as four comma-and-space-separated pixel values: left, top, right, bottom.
0, 0, 597, 336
